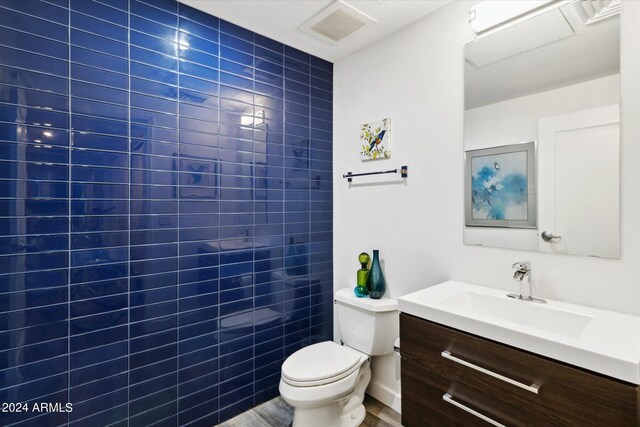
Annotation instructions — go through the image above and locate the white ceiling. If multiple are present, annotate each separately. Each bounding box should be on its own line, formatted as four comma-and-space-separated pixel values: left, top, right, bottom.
178, 0, 451, 63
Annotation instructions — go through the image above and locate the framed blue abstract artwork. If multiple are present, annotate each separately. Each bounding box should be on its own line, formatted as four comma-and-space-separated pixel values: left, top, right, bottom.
465, 141, 537, 228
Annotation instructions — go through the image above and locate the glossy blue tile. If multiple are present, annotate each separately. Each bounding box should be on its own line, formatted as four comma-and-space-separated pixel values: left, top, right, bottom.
0, 8, 68, 42
130, 230, 178, 245
72, 115, 128, 136
69, 341, 126, 371
71, 148, 128, 168
71, 12, 128, 42
311, 96, 332, 112
131, 0, 177, 28
130, 61, 178, 85
71, 199, 128, 216
131, 139, 178, 157
180, 48, 219, 69
0, 234, 68, 256
180, 61, 218, 82
132, 92, 177, 114
70, 46, 128, 74
69, 388, 127, 423
70, 325, 127, 352
3, 0, 67, 24
0, 372, 67, 403
0, 85, 69, 118
0, 66, 69, 95
178, 31, 218, 55
1, 268, 67, 294
71, 0, 127, 26
70, 278, 127, 301
130, 301, 177, 324
0, 27, 68, 60
131, 15, 176, 41
285, 45, 309, 63
0, 103, 69, 129
71, 29, 127, 58
70, 310, 127, 336
131, 46, 178, 72
0, 304, 67, 335
71, 63, 128, 89
131, 30, 177, 57
254, 82, 283, 100
178, 7, 219, 31
0, 289, 67, 319
0, 160, 68, 181
72, 231, 126, 254
311, 86, 332, 102
131, 107, 177, 129
131, 123, 178, 143
70, 246, 128, 267
0, 250, 68, 274
310, 55, 332, 72
220, 33, 252, 54
131, 243, 178, 261
130, 287, 176, 309
0, 142, 68, 165
130, 214, 178, 230
70, 372, 128, 403
94, 0, 126, 10
1, 355, 68, 391
131, 184, 177, 200
179, 83, 219, 104
72, 165, 128, 183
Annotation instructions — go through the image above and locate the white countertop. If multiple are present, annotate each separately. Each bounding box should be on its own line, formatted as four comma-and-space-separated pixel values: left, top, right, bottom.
398, 280, 640, 384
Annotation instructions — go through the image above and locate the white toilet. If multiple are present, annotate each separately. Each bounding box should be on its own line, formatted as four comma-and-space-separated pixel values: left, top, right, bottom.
279, 288, 398, 427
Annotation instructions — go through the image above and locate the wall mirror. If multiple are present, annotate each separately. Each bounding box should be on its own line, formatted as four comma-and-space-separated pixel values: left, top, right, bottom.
463, 0, 621, 258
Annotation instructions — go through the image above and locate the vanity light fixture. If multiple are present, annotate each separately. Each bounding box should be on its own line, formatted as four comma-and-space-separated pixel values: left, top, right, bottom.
469, 0, 572, 38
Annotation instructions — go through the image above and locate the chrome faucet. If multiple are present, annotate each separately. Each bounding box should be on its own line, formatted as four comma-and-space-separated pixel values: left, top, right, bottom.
508, 262, 546, 303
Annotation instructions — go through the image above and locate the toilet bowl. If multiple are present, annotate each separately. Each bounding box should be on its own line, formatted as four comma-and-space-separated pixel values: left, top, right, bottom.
280, 341, 371, 426
279, 288, 399, 427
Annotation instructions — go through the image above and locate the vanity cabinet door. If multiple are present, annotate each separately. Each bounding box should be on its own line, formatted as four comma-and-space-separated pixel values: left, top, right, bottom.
400, 313, 639, 427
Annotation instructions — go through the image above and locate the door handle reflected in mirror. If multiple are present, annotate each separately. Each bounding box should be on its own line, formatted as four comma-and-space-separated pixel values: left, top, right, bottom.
541, 231, 562, 242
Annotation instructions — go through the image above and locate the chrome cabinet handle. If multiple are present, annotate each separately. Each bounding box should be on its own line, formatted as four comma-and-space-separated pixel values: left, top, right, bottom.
442, 394, 506, 427
441, 350, 540, 394
541, 231, 562, 242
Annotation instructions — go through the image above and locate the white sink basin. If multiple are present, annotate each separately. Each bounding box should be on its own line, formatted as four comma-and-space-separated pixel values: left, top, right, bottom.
399, 281, 640, 384
439, 292, 593, 338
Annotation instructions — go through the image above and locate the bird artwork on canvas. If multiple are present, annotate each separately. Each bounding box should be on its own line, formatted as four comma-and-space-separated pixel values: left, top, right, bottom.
360, 118, 391, 161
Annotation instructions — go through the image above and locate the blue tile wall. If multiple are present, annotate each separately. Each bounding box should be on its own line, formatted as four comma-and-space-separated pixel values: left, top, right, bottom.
0, 0, 333, 425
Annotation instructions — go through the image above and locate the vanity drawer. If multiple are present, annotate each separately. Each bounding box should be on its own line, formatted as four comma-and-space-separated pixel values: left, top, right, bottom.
400, 313, 639, 426
402, 358, 554, 427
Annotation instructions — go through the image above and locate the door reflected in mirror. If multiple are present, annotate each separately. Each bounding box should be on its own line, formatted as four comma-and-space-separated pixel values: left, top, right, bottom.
463, 0, 620, 259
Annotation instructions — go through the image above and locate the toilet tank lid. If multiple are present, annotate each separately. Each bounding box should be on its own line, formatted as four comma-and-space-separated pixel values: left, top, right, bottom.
335, 288, 398, 312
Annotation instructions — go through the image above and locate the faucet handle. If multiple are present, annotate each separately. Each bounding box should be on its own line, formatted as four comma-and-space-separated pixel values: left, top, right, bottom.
511, 261, 531, 271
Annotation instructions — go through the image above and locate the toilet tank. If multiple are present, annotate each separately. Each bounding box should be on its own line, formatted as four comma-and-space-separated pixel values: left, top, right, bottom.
334, 288, 399, 356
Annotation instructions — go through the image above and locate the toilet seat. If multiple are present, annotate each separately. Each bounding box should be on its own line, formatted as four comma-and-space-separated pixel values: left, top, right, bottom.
281, 341, 367, 387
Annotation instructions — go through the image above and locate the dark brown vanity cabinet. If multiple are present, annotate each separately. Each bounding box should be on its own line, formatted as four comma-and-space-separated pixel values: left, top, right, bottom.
400, 313, 640, 426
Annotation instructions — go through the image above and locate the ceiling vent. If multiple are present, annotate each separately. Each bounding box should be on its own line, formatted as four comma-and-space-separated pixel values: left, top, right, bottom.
299, 1, 376, 45
572, 0, 621, 25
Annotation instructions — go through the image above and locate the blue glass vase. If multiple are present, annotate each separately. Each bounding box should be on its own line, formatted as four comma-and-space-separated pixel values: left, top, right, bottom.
366, 250, 386, 299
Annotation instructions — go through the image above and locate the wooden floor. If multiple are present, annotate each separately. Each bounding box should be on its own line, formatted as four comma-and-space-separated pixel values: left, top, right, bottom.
217, 394, 402, 427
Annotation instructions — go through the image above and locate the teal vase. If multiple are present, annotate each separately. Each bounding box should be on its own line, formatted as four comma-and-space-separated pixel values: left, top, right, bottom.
366, 250, 386, 299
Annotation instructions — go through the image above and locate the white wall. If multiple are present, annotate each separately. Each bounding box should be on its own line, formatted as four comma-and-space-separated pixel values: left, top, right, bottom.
464, 74, 620, 251
333, 0, 640, 410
